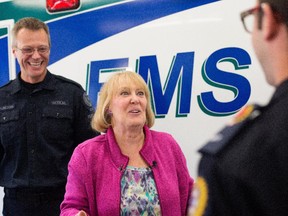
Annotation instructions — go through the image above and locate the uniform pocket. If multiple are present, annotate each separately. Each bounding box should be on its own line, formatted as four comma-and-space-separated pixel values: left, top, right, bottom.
0, 110, 19, 124
0, 109, 21, 149
41, 106, 73, 141
42, 107, 73, 120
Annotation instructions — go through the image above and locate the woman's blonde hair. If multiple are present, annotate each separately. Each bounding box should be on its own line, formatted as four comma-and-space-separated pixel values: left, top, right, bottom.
91, 71, 155, 133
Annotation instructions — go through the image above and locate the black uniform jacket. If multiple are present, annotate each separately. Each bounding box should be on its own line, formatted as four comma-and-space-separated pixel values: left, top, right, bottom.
194, 80, 288, 216
0, 71, 98, 188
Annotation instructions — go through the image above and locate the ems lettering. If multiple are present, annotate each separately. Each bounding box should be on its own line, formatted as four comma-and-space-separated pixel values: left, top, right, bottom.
87, 47, 252, 118
198, 47, 251, 116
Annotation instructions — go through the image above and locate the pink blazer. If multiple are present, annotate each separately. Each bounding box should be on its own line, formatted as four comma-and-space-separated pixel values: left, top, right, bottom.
60, 125, 193, 216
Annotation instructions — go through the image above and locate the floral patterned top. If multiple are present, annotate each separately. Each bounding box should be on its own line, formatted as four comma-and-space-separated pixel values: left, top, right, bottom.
120, 166, 162, 216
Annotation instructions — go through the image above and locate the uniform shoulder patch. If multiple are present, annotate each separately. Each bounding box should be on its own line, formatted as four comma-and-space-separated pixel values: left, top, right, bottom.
187, 177, 208, 216
82, 92, 92, 108
231, 104, 255, 124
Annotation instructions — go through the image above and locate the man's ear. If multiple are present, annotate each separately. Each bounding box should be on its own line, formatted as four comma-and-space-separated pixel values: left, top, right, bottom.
12, 47, 17, 57
261, 3, 279, 40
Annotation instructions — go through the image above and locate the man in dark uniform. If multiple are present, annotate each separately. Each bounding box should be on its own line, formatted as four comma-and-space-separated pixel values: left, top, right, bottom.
0, 17, 99, 215
188, 0, 288, 215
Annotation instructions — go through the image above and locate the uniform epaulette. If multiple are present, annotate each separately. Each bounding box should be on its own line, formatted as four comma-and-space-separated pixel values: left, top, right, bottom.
54, 74, 83, 89
199, 104, 262, 155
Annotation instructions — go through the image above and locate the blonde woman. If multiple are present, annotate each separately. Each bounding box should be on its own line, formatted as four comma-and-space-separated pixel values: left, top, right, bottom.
61, 71, 193, 216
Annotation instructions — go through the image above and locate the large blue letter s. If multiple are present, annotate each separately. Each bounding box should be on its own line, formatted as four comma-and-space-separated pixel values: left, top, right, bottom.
198, 47, 251, 116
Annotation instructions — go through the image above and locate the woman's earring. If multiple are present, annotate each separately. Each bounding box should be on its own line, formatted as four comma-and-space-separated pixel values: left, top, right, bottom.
107, 109, 113, 116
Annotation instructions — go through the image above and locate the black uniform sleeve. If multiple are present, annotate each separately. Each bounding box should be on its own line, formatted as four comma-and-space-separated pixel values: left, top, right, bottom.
73, 90, 99, 146
0, 142, 3, 161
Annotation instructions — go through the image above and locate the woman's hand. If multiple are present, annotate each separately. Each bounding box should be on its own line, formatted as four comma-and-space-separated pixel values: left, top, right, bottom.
75, 210, 87, 216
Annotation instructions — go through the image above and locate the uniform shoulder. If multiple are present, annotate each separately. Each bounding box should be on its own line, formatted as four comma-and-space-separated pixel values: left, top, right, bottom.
53, 74, 83, 89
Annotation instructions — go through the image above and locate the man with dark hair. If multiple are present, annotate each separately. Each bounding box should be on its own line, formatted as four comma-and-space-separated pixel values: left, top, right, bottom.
188, 0, 288, 215
0, 17, 99, 216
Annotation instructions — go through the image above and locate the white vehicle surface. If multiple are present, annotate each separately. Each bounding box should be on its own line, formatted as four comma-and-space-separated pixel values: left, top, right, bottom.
0, 0, 274, 211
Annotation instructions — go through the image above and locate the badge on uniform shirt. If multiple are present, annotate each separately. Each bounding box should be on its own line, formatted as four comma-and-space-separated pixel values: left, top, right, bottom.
187, 176, 208, 216
82, 92, 93, 108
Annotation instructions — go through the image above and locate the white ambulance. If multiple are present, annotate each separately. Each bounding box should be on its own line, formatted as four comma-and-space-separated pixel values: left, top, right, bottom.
0, 0, 274, 210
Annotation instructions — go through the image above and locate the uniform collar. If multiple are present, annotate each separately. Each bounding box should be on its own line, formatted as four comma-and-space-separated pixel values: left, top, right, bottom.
11, 71, 55, 94
270, 79, 288, 104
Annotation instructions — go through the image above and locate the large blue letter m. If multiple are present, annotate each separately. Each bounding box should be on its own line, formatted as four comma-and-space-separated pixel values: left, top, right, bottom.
138, 52, 194, 118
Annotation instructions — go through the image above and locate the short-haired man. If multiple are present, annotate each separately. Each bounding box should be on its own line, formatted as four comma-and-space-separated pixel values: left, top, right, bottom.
188, 0, 288, 215
0, 17, 99, 216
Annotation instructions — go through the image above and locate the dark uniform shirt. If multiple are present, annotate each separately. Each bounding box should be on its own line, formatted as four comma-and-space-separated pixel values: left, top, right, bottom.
189, 80, 288, 216
0, 71, 98, 188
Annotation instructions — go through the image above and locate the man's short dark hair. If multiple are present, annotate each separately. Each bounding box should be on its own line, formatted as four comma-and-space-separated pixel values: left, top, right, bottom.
12, 17, 51, 48
260, 0, 288, 26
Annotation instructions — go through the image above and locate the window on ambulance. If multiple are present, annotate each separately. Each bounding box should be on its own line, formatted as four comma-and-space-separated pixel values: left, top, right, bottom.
46, 0, 80, 13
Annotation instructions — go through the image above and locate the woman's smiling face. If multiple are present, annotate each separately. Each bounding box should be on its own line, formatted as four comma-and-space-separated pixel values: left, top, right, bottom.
109, 83, 148, 130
